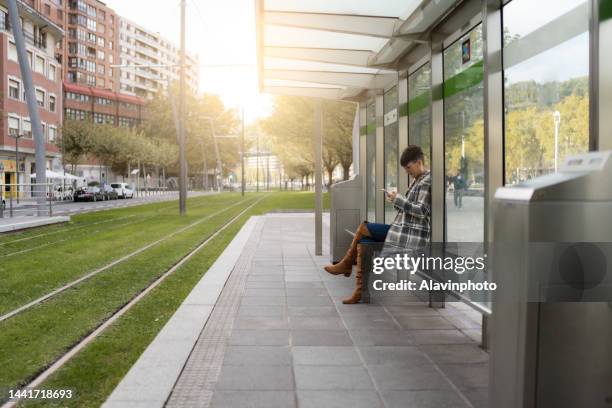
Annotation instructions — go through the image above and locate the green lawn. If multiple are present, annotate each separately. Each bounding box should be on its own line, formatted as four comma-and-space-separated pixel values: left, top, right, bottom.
0, 191, 328, 407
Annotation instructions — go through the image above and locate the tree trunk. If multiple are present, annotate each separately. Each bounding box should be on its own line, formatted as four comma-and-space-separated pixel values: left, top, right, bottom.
327, 168, 334, 187
342, 163, 351, 180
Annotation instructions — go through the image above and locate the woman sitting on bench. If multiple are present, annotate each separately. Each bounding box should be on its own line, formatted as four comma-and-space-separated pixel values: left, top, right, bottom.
324, 145, 432, 304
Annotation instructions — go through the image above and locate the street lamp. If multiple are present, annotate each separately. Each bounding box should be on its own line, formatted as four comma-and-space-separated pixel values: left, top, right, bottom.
10, 133, 24, 204
553, 110, 561, 172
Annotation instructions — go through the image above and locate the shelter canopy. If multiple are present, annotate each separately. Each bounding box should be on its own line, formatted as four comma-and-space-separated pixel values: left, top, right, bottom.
256, 0, 460, 100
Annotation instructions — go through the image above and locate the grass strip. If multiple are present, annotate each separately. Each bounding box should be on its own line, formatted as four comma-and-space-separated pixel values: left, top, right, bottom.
0, 194, 243, 315
0, 196, 260, 394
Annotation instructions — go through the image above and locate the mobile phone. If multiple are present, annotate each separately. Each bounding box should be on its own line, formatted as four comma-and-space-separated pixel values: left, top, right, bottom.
381, 188, 391, 196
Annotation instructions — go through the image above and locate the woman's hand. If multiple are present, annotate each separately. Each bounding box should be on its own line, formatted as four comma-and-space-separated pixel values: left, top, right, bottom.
386, 191, 397, 202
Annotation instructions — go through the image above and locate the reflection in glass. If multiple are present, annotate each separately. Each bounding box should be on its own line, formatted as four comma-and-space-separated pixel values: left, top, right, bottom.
384, 87, 399, 223
443, 25, 484, 243
408, 63, 432, 166
503, 0, 589, 185
366, 102, 376, 222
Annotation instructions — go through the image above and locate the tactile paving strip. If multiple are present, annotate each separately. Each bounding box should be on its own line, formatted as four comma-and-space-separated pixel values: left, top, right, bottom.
165, 218, 264, 408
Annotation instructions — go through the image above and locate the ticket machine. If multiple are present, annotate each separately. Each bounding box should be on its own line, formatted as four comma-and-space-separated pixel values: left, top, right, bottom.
490, 151, 612, 407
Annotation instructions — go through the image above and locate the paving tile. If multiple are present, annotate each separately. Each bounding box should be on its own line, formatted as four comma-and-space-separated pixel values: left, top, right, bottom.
286, 288, 329, 297
292, 346, 361, 366
211, 391, 296, 408
237, 305, 287, 318
287, 306, 339, 318
287, 296, 334, 307
245, 281, 286, 289
385, 305, 442, 317
349, 329, 414, 346
297, 390, 383, 408
289, 317, 344, 330
342, 315, 400, 331
411, 330, 474, 345
222, 346, 292, 366
230, 330, 290, 346
420, 345, 489, 364
439, 363, 489, 389
291, 330, 354, 346
395, 316, 456, 330
462, 387, 489, 408
234, 317, 289, 330
380, 390, 469, 408
294, 366, 375, 390
216, 365, 294, 390
359, 346, 430, 367
244, 288, 287, 297
461, 329, 482, 343
444, 314, 482, 329
241, 296, 287, 306
285, 275, 321, 283
368, 364, 452, 391
247, 275, 286, 282
285, 281, 325, 289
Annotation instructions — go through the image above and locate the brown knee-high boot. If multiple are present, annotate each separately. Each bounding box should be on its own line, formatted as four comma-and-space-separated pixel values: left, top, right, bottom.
324, 222, 370, 277
342, 244, 363, 304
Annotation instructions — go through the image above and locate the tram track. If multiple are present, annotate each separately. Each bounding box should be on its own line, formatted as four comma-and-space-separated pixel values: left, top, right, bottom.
0, 197, 255, 323
0, 194, 266, 408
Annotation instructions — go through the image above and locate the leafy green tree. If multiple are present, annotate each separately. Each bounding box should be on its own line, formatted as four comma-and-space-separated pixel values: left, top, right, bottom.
59, 120, 94, 173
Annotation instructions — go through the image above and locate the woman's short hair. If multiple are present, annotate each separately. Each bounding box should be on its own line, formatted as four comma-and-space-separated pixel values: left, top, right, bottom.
400, 145, 425, 167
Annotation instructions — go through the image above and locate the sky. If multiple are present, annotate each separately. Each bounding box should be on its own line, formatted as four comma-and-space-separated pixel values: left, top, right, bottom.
104, 0, 273, 124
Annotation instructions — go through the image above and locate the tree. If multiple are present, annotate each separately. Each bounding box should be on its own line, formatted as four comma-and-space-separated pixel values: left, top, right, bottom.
59, 120, 94, 172
261, 95, 355, 187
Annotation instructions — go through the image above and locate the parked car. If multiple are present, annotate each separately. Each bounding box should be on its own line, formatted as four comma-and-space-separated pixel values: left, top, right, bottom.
110, 183, 134, 199
102, 185, 119, 200
74, 186, 104, 202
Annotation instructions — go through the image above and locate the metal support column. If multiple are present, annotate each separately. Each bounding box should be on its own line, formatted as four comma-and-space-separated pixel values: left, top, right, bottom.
375, 93, 385, 223
178, 0, 187, 214
241, 109, 245, 196
398, 75, 409, 194
482, 0, 504, 351
359, 105, 367, 221
430, 38, 445, 244
597, 0, 611, 149
314, 99, 323, 256
7, 0, 46, 215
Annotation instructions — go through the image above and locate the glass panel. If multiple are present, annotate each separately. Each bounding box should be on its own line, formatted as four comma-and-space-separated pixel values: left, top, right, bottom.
443, 24, 484, 243
366, 102, 376, 222
384, 86, 399, 223
503, 0, 589, 185
408, 62, 432, 166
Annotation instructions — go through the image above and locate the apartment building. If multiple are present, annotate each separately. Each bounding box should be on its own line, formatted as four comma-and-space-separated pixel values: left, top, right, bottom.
64, 0, 119, 91
118, 16, 199, 99
0, 0, 64, 191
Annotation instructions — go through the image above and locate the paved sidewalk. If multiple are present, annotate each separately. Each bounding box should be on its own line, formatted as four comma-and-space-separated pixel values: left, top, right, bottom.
106, 213, 489, 408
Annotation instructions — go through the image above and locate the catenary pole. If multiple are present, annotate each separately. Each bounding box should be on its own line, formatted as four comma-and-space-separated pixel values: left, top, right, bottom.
241, 109, 245, 196
314, 99, 323, 255
178, 0, 187, 214
7, 0, 46, 215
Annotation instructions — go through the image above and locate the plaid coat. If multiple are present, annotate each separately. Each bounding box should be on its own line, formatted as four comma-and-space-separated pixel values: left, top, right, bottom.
382, 171, 432, 254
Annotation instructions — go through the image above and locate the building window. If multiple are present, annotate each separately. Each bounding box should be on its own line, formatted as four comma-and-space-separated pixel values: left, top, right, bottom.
97, 37, 105, 47
35, 55, 45, 74
8, 116, 20, 136
8, 41, 17, 61
93, 112, 115, 124
87, 18, 96, 31
27, 51, 33, 68
36, 89, 45, 108
98, 23, 105, 34
41, 123, 47, 141
23, 119, 32, 138
44, 4, 51, 15
49, 64, 57, 81
99, 10, 105, 20
95, 97, 113, 105
65, 108, 87, 121
49, 126, 57, 143
9, 79, 20, 100
97, 50, 105, 61
88, 32, 96, 43
49, 95, 56, 112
